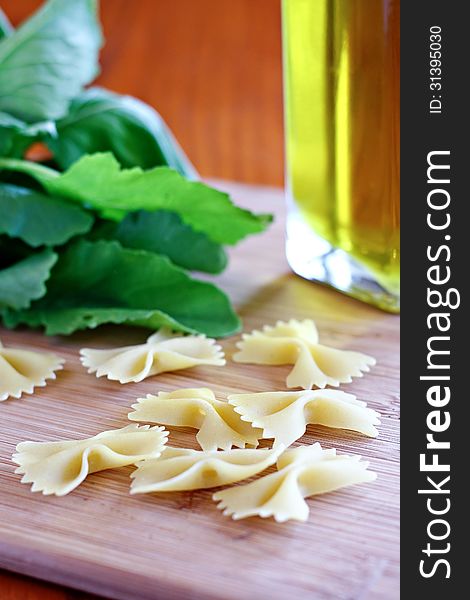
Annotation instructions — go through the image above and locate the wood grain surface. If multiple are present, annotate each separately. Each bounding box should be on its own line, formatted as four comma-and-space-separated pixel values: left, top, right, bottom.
2, 0, 284, 186
0, 182, 399, 600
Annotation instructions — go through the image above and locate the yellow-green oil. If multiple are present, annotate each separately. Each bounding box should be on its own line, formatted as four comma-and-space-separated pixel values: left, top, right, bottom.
283, 0, 400, 295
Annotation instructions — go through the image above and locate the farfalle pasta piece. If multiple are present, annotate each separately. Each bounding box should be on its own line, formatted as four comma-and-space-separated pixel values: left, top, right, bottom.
130, 445, 284, 494
13, 424, 168, 496
128, 388, 262, 451
233, 319, 376, 389
80, 328, 225, 384
228, 389, 380, 448
0, 339, 64, 401
213, 443, 376, 522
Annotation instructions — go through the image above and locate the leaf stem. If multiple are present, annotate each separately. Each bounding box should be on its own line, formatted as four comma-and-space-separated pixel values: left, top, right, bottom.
0, 157, 59, 182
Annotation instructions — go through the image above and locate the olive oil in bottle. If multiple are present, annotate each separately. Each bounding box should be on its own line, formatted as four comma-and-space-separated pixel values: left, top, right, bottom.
283, 0, 400, 310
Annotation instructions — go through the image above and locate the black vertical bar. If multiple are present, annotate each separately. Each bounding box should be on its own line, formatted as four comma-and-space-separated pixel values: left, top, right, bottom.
401, 1, 465, 595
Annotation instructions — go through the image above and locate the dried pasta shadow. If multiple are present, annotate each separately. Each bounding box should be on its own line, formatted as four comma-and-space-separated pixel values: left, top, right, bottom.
59, 324, 154, 349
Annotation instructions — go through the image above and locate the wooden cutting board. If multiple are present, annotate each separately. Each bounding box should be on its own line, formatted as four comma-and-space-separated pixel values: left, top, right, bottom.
0, 182, 399, 600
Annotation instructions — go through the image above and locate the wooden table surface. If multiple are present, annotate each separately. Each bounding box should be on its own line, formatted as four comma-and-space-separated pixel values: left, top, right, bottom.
0, 182, 399, 600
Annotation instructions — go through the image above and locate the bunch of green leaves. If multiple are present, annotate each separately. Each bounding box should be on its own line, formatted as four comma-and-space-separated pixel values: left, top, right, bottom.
0, 1, 271, 337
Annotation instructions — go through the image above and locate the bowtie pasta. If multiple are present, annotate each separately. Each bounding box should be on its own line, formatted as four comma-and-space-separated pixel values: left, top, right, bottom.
213, 443, 376, 522
233, 319, 376, 389
228, 389, 380, 448
130, 445, 284, 494
80, 328, 225, 384
0, 339, 64, 401
128, 388, 262, 451
13, 424, 168, 496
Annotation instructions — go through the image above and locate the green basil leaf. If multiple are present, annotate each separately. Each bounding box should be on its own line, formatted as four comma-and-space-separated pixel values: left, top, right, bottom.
2, 239, 241, 336
0, 112, 56, 157
0, 182, 94, 246
0, 248, 57, 310
0, 157, 57, 183
0, 154, 272, 245
0, 0, 102, 123
0, 113, 24, 156
48, 87, 196, 177
94, 210, 227, 274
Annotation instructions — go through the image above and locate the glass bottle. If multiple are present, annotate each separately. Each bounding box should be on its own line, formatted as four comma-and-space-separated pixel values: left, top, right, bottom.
282, 0, 400, 312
